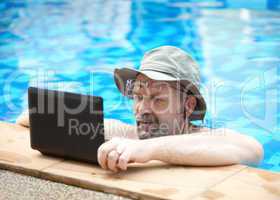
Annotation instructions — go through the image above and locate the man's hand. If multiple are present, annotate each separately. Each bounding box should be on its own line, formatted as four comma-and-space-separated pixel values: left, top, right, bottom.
16, 109, 30, 127
97, 137, 154, 172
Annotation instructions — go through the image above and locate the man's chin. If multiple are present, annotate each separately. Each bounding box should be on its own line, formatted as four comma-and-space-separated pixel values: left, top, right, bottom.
137, 129, 170, 139
140, 128, 173, 139
137, 130, 151, 139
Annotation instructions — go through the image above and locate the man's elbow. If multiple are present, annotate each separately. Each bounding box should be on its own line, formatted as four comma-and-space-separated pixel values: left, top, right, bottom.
240, 137, 264, 166
223, 129, 264, 166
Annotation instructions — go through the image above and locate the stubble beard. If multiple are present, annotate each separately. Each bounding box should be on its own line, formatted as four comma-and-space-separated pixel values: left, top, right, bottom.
137, 122, 172, 139
137, 119, 186, 139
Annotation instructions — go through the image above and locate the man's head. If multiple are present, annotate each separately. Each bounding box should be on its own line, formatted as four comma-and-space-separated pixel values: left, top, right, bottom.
114, 46, 206, 139
132, 74, 197, 139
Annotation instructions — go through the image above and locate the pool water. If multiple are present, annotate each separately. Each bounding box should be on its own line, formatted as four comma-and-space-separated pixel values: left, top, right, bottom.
0, 0, 279, 172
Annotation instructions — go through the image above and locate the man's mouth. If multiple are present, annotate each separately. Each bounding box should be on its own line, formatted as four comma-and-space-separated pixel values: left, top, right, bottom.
137, 121, 153, 125
137, 121, 155, 132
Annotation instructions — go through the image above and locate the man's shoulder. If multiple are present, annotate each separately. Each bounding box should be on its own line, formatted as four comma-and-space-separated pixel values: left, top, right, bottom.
190, 126, 240, 136
189, 124, 210, 134
103, 118, 138, 140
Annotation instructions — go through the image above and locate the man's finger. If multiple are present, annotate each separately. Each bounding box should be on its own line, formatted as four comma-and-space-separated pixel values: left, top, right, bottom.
117, 149, 131, 171
107, 150, 119, 172
97, 141, 118, 169
116, 142, 126, 154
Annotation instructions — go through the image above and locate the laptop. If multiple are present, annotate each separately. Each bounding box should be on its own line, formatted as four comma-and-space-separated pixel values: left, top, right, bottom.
28, 87, 105, 164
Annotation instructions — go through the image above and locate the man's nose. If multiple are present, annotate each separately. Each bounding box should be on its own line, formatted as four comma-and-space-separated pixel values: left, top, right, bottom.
137, 98, 153, 114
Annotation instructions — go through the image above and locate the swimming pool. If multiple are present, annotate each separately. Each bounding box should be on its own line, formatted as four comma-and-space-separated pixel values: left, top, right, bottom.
0, 0, 279, 172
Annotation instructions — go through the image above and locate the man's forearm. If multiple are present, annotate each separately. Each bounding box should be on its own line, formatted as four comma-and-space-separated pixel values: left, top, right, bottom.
146, 129, 263, 166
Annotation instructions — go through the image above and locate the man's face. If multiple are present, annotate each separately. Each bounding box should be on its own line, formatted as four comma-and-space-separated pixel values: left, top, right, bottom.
132, 74, 186, 139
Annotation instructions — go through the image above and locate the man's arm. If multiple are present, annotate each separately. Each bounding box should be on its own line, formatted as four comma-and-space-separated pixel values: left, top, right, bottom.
97, 128, 264, 172
148, 129, 263, 166
16, 111, 263, 170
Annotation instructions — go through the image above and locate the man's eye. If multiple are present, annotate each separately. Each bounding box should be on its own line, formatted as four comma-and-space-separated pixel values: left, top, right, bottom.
154, 97, 167, 104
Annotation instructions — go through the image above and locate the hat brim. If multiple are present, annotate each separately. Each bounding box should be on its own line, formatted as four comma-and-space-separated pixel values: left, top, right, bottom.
114, 67, 206, 121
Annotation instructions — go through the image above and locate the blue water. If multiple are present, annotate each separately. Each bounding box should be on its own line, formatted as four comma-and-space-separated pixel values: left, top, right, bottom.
0, 0, 279, 172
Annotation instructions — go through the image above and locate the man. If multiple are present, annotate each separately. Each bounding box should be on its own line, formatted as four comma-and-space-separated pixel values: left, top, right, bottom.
17, 46, 263, 173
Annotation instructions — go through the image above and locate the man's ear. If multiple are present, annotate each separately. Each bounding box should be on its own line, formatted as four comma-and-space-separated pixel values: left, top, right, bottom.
184, 95, 197, 118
